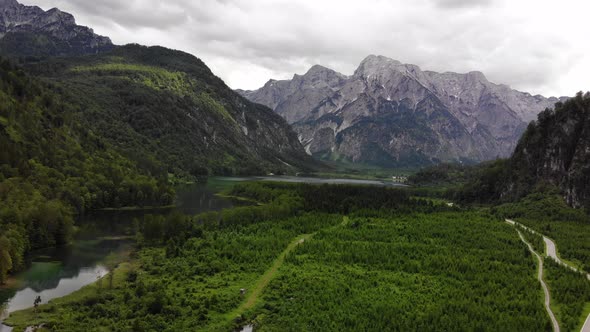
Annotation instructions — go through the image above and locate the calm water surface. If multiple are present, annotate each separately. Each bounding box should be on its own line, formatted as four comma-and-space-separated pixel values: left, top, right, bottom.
0, 179, 238, 330
0, 176, 399, 330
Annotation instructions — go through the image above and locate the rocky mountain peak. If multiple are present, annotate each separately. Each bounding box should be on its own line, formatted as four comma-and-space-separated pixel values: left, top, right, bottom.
238, 55, 569, 167
0, 0, 113, 56
359, 54, 403, 67
465, 70, 488, 83
306, 64, 331, 74
355, 54, 404, 78
294, 64, 348, 90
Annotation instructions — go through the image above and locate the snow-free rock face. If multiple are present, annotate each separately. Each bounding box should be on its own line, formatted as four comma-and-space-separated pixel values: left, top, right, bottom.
239, 55, 568, 167
0, 0, 113, 56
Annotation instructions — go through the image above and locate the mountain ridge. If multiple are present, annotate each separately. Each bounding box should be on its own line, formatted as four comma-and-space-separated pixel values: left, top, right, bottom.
0, 0, 113, 56
239, 55, 568, 167
0, 0, 319, 176
26, 44, 319, 176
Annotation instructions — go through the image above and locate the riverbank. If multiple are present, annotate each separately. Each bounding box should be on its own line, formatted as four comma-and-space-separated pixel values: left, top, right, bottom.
4, 259, 134, 331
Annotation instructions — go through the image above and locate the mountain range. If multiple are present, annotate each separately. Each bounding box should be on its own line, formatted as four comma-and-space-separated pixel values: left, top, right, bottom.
239, 55, 568, 167
0, 0, 113, 56
0, 0, 317, 177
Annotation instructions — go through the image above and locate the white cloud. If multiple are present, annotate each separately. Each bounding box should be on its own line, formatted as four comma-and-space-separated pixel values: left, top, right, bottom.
20, 0, 590, 97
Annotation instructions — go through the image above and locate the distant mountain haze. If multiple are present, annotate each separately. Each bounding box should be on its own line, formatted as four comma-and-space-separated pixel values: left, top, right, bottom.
239, 55, 569, 167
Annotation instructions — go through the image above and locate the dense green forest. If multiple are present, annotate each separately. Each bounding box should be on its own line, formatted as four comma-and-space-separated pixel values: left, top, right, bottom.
407, 162, 481, 187
6, 183, 555, 331
494, 192, 590, 271
0, 58, 173, 284
21, 44, 317, 177
544, 258, 590, 332
406, 95, 590, 331
257, 212, 548, 331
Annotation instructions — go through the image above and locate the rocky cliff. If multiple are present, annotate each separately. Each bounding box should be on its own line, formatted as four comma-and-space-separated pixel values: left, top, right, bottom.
506, 92, 590, 208
240, 55, 567, 167
0, 0, 113, 56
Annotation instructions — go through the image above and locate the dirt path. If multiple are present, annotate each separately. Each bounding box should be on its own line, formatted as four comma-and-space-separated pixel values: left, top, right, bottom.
232, 216, 349, 319
235, 233, 314, 314
514, 228, 560, 332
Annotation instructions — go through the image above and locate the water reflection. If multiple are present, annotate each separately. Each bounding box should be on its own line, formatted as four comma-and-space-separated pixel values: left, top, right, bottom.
0, 176, 396, 329
0, 180, 234, 328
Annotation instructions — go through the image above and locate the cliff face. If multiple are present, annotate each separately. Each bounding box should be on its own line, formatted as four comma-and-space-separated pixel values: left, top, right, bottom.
0, 0, 113, 56
240, 55, 567, 167
507, 93, 590, 208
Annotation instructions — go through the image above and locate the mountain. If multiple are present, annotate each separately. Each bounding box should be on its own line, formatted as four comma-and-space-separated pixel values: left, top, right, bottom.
505, 93, 590, 209
0, 56, 180, 282
26, 44, 317, 176
0, 0, 113, 57
0, 0, 315, 176
239, 55, 567, 167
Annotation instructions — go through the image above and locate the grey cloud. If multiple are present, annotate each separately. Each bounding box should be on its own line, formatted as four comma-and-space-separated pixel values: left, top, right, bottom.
19, 0, 589, 96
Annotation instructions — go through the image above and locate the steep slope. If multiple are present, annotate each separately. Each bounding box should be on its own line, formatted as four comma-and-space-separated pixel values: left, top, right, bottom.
27, 44, 317, 176
505, 92, 590, 209
0, 0, 113, 57
0, 57, 176, 282
238, 65, 348, 124
240, 55, 567, 167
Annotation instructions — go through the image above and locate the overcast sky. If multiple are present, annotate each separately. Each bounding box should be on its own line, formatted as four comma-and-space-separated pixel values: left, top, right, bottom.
21, 0, 589, 97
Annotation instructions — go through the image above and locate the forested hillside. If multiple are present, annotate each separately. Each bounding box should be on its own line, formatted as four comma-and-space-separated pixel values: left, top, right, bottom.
455, 93, 590, 209
23, 44, 319, 177
506, 92, 590, 208
0, 58, 173, 284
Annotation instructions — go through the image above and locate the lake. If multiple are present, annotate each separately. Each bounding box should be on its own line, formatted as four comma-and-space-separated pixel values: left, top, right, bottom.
0, 176, 401, 330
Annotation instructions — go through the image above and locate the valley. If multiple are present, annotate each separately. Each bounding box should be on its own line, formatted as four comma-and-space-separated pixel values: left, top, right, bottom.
3, 181, 582, 332
0, 0, 589, 331
239, 56, 568, 167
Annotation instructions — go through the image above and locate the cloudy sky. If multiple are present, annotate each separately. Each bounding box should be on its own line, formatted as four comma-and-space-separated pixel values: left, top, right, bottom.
22, 0, 589, 97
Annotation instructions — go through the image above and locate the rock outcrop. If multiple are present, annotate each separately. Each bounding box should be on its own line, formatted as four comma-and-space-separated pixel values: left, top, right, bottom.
0, 0, 113, 56
507, 93, 590, 208
240, 55, 568, 167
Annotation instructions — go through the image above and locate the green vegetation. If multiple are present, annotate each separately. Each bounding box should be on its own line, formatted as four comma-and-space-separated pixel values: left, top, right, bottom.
257, 211, 549, 331
494, 192, 590, 270
314, 160, 413, 181
454, 93, 590, 209
408, 162, 479, 187
506, 93, 590, 208
5, 183, 553, 331
24, 44, 316, 177
0, 58, 173, 283
544, 258, 590, 332
517, 225, 545, 255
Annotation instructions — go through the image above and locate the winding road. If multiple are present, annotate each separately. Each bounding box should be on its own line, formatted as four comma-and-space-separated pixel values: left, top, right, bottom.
507, 219, 590, 332
515, 228, 560, 332
507, 219, 590, 280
